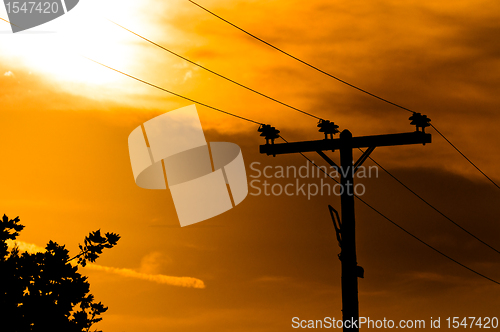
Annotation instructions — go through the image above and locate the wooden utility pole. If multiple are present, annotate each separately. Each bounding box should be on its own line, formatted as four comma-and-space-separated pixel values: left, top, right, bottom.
259, 115, 431, 331
339, 130, 359, 330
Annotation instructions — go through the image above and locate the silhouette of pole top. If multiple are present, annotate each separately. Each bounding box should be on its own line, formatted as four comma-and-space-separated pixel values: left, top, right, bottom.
339, 129, 352, 140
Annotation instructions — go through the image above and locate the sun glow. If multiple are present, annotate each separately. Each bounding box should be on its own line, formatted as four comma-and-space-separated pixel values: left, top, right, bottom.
0, 0, 169, 92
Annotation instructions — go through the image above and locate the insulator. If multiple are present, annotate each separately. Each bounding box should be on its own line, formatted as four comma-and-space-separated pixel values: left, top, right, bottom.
409, 113, 431, 132
317, 119, 339, 139
258, 124, 280, 144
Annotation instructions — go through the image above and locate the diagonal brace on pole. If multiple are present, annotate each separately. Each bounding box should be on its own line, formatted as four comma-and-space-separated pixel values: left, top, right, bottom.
353, 146, 375, 173
316, 150, 340, 170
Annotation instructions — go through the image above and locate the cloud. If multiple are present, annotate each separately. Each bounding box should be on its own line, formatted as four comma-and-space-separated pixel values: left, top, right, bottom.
6, 240, 44, 253
6, 241, 205, 289
182, 70, 193, 83
3, 71, 14, 77
139, 251, 173, 274
84, 264, 205, 289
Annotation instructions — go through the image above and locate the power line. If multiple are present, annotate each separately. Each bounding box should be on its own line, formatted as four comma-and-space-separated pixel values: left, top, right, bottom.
108, 19, 321, 120
107, 18, 500, 256
354, 191, 500, 286
86, 55, 499, 286
0, 16, 20, 28
279, 137, 499, 285
359, 148, 500, 255
110, 16, 500, 194
109, 18, 500, 253
83, 56, 262, 125
186, 0, 413, 114
430, 124, 500, 191
186, 0, 500, 191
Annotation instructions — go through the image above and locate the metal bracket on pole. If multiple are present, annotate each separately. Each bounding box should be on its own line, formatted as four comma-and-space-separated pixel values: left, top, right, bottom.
354, 146, 375, 173
328, 205, 342, 249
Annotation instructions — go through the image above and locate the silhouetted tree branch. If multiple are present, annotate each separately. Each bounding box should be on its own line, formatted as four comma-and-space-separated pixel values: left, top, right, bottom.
0, 214, 120, 332
68, 229, 120, 267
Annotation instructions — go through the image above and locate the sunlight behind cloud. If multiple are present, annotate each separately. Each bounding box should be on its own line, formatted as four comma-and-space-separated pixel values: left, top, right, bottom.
0, 0, 177, 100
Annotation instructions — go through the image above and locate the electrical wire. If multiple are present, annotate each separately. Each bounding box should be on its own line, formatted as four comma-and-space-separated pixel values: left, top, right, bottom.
85, 55, 499, 286
108, 18, 500, 255
359, 148, 500, 255
279, 137, 500, 285
186, 0, 500, 191
186, 0, 413, 114
108, 19, 322, 120
0, 16, 19, 28
430, 124, 500, 191
83, 56, 262, 125
354, 191, 500, 286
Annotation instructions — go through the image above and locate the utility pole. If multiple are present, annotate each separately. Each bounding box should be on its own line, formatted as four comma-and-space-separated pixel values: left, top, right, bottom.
258, 114, 431, 331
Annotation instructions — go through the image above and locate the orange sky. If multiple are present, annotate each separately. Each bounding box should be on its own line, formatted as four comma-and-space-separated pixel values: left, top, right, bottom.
1, 0, 499, 331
